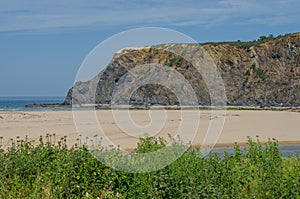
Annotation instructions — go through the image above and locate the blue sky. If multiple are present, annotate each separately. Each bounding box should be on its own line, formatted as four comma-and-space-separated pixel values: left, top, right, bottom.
0, 0, 299, 97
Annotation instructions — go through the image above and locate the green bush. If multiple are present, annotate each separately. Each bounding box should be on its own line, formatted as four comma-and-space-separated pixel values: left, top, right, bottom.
0, 135, 299, 198
201, 34, 280, 50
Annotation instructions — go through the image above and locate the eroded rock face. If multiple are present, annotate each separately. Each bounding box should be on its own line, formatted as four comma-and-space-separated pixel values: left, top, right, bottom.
64, 33, 300, 107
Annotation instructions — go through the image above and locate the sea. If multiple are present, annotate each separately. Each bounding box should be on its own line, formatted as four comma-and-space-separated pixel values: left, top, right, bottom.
0, 96, 66, 111
0, 96, 299, 157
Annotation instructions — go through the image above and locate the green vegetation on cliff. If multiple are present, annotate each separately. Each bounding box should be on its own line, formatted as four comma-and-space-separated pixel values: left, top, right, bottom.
201, 34, 282, 49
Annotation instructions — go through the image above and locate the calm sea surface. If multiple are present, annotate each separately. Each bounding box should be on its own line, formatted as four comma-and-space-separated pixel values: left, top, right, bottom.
0, 96, 66, 111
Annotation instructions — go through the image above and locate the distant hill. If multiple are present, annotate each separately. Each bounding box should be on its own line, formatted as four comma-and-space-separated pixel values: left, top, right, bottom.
64, 33, 300, 107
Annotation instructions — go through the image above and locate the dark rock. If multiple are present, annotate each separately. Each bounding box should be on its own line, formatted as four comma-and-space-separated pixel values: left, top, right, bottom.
64, 33, 300, 107
25, 104, 72, 108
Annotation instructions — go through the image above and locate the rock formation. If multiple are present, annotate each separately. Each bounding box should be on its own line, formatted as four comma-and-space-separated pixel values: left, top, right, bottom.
64, 33, 300, 107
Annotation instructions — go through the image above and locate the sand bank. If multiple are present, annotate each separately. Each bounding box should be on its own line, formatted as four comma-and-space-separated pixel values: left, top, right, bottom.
0, 110, 299, 150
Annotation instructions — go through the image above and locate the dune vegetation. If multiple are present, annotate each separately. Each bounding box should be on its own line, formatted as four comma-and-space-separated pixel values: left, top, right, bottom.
0, 135, 299, 198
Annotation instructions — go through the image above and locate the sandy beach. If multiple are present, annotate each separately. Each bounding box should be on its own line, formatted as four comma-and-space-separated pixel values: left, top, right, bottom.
0, 110, 299, 150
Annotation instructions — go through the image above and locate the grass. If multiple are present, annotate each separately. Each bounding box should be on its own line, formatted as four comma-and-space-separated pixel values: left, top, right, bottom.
201, 34, 280, 50
0, 135, 299, 198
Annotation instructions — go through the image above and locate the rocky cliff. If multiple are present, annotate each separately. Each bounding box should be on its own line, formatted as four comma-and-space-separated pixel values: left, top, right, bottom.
64, 33, 300, 107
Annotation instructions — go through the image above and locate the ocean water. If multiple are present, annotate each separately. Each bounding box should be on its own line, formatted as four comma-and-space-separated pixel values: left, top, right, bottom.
0, 96, 66, 111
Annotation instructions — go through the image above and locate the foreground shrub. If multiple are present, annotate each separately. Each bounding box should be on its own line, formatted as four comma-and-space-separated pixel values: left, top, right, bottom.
0, 135, 299, 198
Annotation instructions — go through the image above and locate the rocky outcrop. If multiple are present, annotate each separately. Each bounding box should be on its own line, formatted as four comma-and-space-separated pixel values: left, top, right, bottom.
64, 33, 300, 107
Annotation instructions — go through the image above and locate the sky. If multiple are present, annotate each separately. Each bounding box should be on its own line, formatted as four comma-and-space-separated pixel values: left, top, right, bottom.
0, 0, 299, 97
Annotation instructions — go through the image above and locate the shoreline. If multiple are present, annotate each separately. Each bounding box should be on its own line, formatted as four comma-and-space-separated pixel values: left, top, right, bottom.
24, 103, 300, 111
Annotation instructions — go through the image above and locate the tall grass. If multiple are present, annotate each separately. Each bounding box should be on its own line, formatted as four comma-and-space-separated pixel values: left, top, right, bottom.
0, 134, 299, 198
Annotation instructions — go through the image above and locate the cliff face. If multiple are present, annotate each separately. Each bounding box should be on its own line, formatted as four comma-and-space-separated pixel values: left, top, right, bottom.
64, 33, 300, 107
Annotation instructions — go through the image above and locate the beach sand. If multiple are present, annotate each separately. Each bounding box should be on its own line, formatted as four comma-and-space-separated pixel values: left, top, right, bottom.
0, 110, 299, 150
